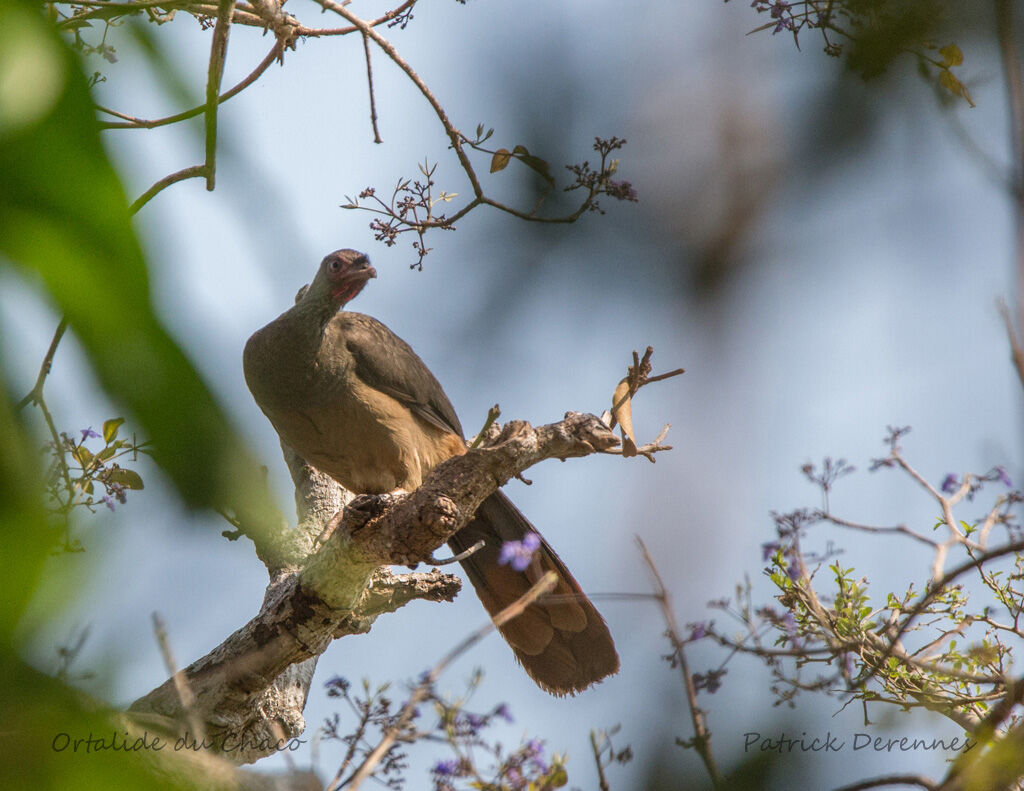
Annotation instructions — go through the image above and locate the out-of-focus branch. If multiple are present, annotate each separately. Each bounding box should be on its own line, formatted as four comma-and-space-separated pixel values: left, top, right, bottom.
203, 0, 236, 190
16, 317, 67, 410
637, 536, 724, 790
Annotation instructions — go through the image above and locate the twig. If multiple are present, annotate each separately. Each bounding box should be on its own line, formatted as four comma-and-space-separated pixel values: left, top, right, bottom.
998, 299, 1024, 392
151, 612, 206, 745
129, 165, 208, 214
98, 39, 285, 131
17, 317, 68, 410
590, 730, 611, 791
204, 0, 237, 190
819, 513, 939, 550
469, 404, 501, 449
426, 539, 484, 566
833, 773, 938, 791
636, 536, 724, 790
361, 31, 382, 143
345, 571, 558, 790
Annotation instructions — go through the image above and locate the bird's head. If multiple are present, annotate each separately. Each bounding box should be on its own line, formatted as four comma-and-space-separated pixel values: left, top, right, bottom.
311, 249, 377, 308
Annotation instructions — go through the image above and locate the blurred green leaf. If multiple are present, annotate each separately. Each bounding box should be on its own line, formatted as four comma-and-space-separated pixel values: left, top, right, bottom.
939, 67, 975, 107
101, 418, 124, 443
0, 0, 278, 538
106, 468, 144, 490
938, 43, 963, 67
73, 446, 93, 468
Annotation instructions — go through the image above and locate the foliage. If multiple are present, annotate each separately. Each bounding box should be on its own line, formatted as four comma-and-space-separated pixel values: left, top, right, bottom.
319, 672, 579, 791
739, 0, 976, 106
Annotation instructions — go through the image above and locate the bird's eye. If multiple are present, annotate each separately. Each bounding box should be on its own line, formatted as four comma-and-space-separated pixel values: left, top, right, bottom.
328, 259, 342, 273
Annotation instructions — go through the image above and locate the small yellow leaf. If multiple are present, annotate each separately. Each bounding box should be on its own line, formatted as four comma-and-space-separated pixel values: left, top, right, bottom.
938, 43, 963, 67
490, 148, 512, 172
939, 68, 975, 107
612, 379, 637, 457
102, 417, 125, 443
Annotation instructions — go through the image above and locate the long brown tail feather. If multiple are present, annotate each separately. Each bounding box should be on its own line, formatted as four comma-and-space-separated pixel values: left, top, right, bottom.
448, 490, 619, 696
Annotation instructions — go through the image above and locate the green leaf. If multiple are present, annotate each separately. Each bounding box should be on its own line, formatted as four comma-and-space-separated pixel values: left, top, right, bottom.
0, 0, 279, 539
106, 467, 144, 490
72, 445, 93, 468
490, 148, 512, 172
939, 43, 963, 67
102, 417, 124, 443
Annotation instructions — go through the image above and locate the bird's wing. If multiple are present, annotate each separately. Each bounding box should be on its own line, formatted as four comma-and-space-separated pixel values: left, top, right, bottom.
337, 312, 464, 438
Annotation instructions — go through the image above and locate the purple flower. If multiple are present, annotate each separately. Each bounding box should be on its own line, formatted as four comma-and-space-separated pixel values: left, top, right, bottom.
324, 675, 350, 697
995, 466, 1013, 488
498, 533, 541, 572
493, 703, 513, 723
941, 474, 959, 494
761, 541, 781, 561
80, 427, 101, 441
432, 759, 460, 777
504, 767, 526, 790
110, 482, 127, 504
688, 622, 709, 641
101, 495, 116, 512
606, 179, 639, 202
461, 712, 486, 733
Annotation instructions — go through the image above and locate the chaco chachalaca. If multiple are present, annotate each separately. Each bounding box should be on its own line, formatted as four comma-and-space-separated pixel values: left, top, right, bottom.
243, 249, 619, 694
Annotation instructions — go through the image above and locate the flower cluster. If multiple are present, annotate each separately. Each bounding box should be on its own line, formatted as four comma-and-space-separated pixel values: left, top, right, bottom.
498, 533, 541, 572
43, 417, 148, 550
322, 670, 568, 791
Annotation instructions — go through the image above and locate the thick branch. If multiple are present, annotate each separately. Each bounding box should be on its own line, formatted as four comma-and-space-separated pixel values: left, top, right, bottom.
128, 412, 619, 763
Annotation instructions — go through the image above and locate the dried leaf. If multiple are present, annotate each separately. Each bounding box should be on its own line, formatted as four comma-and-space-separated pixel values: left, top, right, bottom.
490, 148, 512, 173
612, 379, 637, 457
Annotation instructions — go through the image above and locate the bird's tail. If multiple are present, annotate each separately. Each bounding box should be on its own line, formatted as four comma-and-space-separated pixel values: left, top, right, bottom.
447, 490, 619, 696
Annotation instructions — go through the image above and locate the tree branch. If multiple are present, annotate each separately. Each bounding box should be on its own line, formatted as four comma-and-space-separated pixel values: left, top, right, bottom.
127, 411, 619, 764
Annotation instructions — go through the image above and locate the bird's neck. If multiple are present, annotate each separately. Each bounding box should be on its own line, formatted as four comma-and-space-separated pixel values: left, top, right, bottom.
291, 294, 342, 338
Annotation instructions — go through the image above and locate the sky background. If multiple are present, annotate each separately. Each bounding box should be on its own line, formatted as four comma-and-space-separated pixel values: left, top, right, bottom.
3, 1, 1023, 788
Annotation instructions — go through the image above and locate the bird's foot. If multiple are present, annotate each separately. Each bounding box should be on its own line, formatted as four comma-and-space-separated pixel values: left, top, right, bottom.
347, 491, 405, 527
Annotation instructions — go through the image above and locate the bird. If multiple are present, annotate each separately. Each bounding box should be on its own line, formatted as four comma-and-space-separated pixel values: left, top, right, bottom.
243, 248, 619, 695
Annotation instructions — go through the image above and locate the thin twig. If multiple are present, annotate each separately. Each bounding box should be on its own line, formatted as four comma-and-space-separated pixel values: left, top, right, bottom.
151, 611, 206, 744
636, 536, 724, 790
427, 539, 484, 566
833, 773, 938, 791
361, 30, 382, 143
204, 0, 237, 190
469, 404, 501, 449
819, 513, 939, 549
590, 730, 610, 791
129, 165, 208, 215
998, 299, 1024, 392
17, 317, 68, 410
345, 571, 558, 790
98, 39, 285, 131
